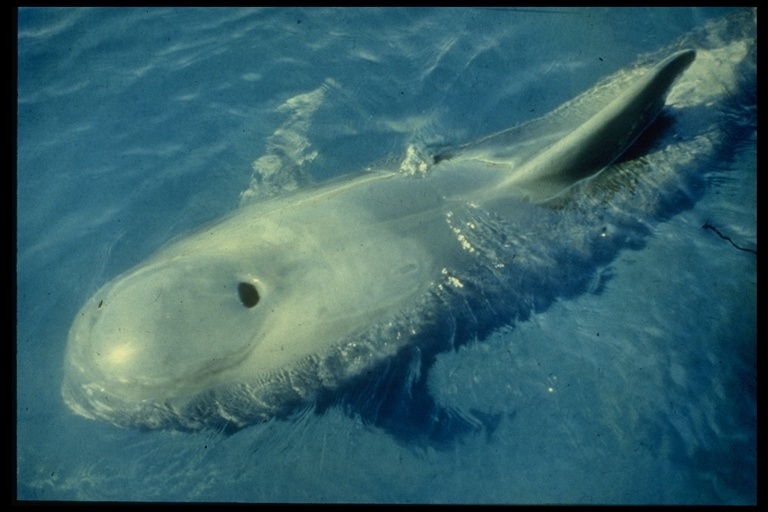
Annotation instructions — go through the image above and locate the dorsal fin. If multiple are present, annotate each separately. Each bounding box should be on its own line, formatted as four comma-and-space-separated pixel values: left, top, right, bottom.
503, 49, 696, 201
438, 50, 696, 204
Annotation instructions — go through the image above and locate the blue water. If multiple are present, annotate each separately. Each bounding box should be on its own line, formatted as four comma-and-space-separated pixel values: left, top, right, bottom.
17, 8, 755, 503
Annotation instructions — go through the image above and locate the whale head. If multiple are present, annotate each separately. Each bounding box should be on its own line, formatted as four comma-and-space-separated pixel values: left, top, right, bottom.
62, 195, 435, 428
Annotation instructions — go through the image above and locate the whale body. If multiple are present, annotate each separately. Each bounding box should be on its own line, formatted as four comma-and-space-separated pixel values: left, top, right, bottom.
62, 50, 702, 431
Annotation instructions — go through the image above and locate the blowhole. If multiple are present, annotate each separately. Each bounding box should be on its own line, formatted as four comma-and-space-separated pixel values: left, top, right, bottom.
238, 282, 260, 308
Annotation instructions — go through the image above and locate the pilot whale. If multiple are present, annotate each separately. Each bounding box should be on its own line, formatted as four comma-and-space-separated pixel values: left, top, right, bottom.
63, 48, 714, 431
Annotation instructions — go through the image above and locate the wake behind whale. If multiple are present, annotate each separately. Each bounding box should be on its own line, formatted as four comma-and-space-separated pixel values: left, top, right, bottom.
62, 15, 755, 435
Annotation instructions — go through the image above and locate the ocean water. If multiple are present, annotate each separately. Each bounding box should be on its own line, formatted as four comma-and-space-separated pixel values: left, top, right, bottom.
16, 8, 755, 503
